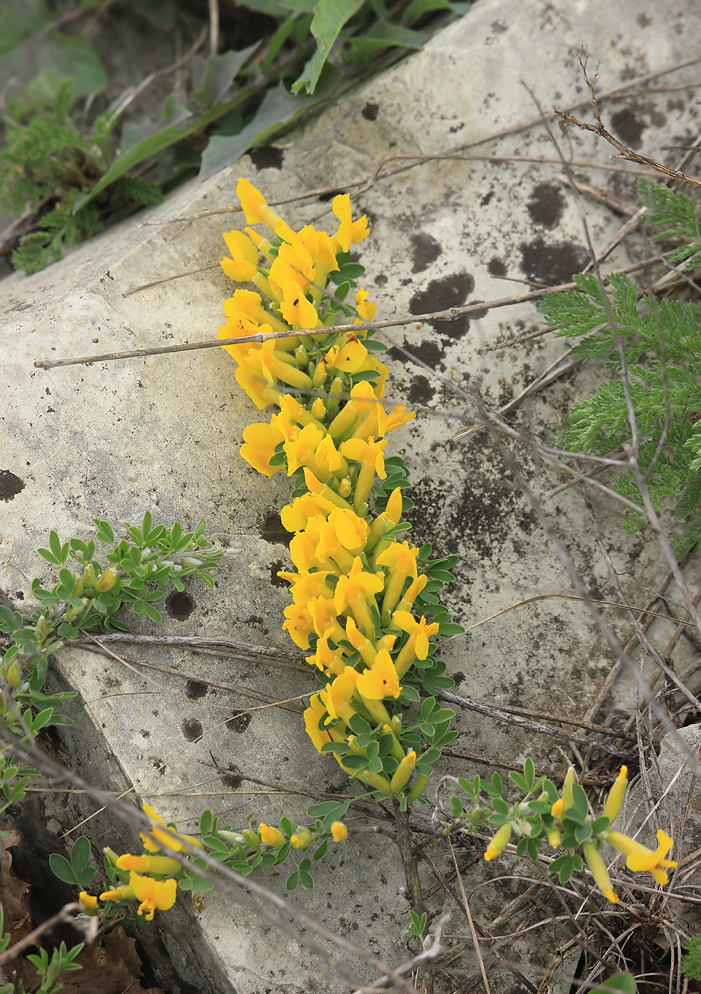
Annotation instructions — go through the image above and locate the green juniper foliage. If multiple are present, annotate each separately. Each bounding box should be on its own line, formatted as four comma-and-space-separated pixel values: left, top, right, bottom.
681, 932, 701, 981
538, 178, 701, 555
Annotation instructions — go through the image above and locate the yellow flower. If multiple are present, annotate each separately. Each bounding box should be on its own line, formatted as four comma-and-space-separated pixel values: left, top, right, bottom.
331, 821, 348, 842
281, 492, 336, 532
484, 823, 511, 861
304, 693, 332, 752
240, 421, 285, 476
325, 338, 369, 375
606, 829, 678, 885
291, 827, 313, 849
221, 229, 258, 282
279, 281, 320, 329
392, 611, 440, 678
355, 648, 401, 701
78, 891, 99, 915
583, 841, 618, 903
319, 666, 359, 724
603, 766, 628, 824
236, 177, 281, 229
334, 557, 384, 635
354, 288, 376, 323
551, 798, 565, 819
116, 854, 182, 876
284, 422, 326, 476
140, 805, 203, 854
282, 601, 316, 649
259, 823, 287, 847
340, 435, 388, 511
331, 194, 369, 252
546, 827, 562, 849
130, 871, 178, 921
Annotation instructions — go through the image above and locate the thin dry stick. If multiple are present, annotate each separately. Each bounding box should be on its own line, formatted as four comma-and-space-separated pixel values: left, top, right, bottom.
448, 840, 492, 994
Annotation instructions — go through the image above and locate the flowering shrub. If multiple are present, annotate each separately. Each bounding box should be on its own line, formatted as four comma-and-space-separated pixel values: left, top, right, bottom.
219, 177, 463, 802
53, 180, 678, 926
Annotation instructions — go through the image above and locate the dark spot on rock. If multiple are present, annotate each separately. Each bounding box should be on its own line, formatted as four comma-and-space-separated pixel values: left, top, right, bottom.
227, 709, 251, 733
452, 670, 465, 686
387, 338, 444, 368
520, 237, 589, 286
165, 590, 195, 620
0, 471, 25, 502
317, 188, 344, 203
247, 146, 284, 170
46, 406, 55, 413
221, 764, 244, 789
141, 729, 150, 737
409, 459, 538, 559
410, 232, 442, 274
182, 719, 203, 742
490, 19, 507, 32
409, 272, 475, 338
610, 107, 645, 148
260, 510, 290, 547
15, 591, 23, 601
481, 190, 495, 206
186, 679, 207, 700
488, 257, 507, 277
362, 101, 379, 121
527, 182, 565, 229
375, 273, 388, 286
637, 12, 651, 26
407, 375, 435, 405
270, 559, 288, 587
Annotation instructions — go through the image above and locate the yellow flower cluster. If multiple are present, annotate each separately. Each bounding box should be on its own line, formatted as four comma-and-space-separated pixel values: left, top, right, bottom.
483, 765, 678, 904
219, 179, 441, 798
79, 805, 199, 921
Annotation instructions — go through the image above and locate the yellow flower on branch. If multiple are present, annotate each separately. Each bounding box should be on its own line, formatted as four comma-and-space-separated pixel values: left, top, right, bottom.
583, 841, 618, 904
331, 821, 348, 842
259, 823, 287, 847
606, 829, 677, 885
484, 823, 511, 861
240, 421, 285, 476
354, 288, 376, 324
236, 177, 281, 230
331, 194, 369, 252
304, 693, 332, 752
221, 229, 259, 282
116, 854, 182, 876
603, 765, 628, 824
355, 648, 401, 701
376, 542, 419, 619
392, 610, 440, 678
280, 281, 320, 330
319, 666, 359, 724
130, 872, 178, 921
140, 805, 203, 854
334, 557, 384, 635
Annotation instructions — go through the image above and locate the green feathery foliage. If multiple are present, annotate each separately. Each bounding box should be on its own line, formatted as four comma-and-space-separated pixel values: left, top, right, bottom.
538, 179, 701, 555
0, 77, 162, 274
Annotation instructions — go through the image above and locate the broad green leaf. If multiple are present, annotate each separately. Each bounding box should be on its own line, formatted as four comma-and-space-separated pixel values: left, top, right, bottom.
293, 0, 366, 95
403, 0, 453, 23
200, 83, 306, 180
346, 20, 427, 67
591, 974, 636, 994
73, 91, 255, 213
49, 853, 76, 885
194, 44, 260, 107
70, 836, 92, 877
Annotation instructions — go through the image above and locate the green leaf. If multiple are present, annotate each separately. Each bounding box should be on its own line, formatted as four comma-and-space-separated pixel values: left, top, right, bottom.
292, 0, 366, 95
0, 31, 107, 98
286, 870, 299, 890
73, 92, 251, 214
346, 20, 427, 68
590, 974, 637, 994
194, 44, 260, 107
49, 853, 76, 885
200, 82, 318, 180
135, 0, 177, 30
403, 0, 453, 23
70, 836, 92, 878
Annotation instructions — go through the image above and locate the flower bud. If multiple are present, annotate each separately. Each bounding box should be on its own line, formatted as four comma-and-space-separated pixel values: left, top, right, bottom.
82, 564, 97, 588
291, 827, 313, 850
295, 344, 310, 367
103, 847, 120, 867
583, 841, 618, 903
546, 827, 562, 849
117, 854, 182, 876
217, 830, 247, 847
241, 829, 261, 851
35, 616, 51, 641
561, 767, 576, 811
407, 773, 430, 803
6, 661, 21, 690
331, 821, 347, 842
72, 576, 83, 596
390, 750, 416, 793
603, 766, 627, 825
95, 567, 117, 593
484, 823, 511, 861
78, 891, 99, 915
